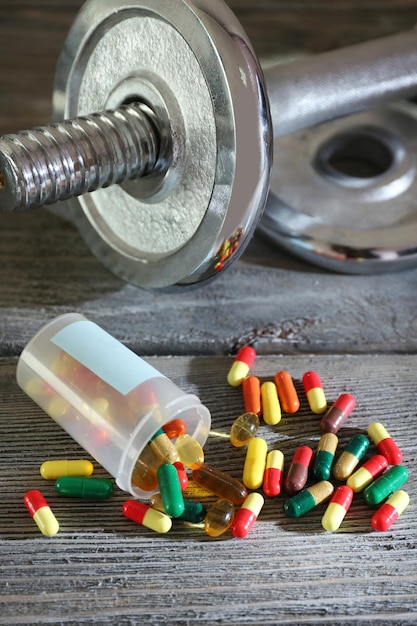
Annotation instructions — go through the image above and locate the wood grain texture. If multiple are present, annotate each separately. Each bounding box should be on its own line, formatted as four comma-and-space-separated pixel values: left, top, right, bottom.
1, 354, 416, 625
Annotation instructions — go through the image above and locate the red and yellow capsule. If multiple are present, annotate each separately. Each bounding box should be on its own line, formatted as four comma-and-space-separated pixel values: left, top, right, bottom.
24, 489, 59, 536
274, 371, 300, 414
261, 381, 281, 425
320, 393, 356, 434
346, 454, 389, 493
284, 445, 313, 495
122, 500, 172, 533
230, 492, 264, 538
243, 437, 268, 490
321, 485, 354, 531
263, 450, 284, 497
371, 490, 410, 532
302, 371, 327, 414
227, 346, 256, 387
367, 422, 403, 465
242, 376, 261, 416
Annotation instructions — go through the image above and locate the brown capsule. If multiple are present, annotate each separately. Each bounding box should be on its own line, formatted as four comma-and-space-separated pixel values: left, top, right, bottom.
284, 445, 313, 495
192, 463, 248, 505
319, 394, 356, 434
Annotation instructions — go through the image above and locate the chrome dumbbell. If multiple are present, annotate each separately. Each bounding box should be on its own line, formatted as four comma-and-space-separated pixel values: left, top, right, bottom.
1, 0, 417, 290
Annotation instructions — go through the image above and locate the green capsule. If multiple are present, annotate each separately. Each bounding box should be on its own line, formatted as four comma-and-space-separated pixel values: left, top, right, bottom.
363, 465, 408, 506
333, 434, 370, 481
157, 463, 185, 518
313, 433, 338, 480
179, 500, 206, 524
284, 481, 334, 518
55, 476, 114, 499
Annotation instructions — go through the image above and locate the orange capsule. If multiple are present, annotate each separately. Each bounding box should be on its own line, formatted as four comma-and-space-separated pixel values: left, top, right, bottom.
274, 371, 300, 414
162, 419, 187, 440
242, 376, 261, 416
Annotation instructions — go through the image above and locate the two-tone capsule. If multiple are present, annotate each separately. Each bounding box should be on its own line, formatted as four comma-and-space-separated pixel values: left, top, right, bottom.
173, 461, 188, 491
230, 412, 260, 447
122, 500, 172, 533
332, 434, 369, 482
313, 433, 338, 480
204, 499, 236, 537
230, 492, 264, 538
242, 376, 261, 416
368, 422, 402, 465
371, 490, 410, 532
24, 489, 60, 536
302, 371, 327, 414
363, 465, 409, 506
263, 450, 284, 497
192, 463, 248, 505
346, 454, 388, 493
284, 481, 334, 518
261, 382, 281, 425
227, 346, 256, 386
40, 459, 94, 480
284, 445, 313, 494
319, 393, 356, 434
274, 371, 300, 414
55, 476, 114, 499
150, 493, 206, 524
157, 463, 185, 518
321, 485, 354, 531
243, 437, 268, 490
149, 427, 179, 465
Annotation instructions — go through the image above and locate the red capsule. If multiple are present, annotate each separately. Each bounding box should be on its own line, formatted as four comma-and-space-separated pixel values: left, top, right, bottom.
173, 461, 189, 491
263, 450, 284, 497
274, 371, 299, 414
284, 445, 313, 494
320, 393, 356, 434
368, 422, 403, 465
230, 493, 264, 538
371, 490, 410, 532
227, 347, 257, 387
302, 371, 327, 414
242, 376, 261, 416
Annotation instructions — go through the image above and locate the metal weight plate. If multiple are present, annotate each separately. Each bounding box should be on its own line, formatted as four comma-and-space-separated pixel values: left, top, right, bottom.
53, 0, 272, 290
259, 101, 417, 273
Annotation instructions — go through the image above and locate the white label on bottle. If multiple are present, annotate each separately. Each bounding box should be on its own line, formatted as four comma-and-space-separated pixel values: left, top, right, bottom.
51, 320, 165, 395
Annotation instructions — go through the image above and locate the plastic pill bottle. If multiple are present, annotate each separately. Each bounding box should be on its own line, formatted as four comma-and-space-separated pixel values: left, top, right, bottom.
16, 313, 211, 498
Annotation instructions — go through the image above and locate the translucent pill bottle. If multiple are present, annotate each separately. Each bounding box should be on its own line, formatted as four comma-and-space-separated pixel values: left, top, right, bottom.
16, 313, 211, 498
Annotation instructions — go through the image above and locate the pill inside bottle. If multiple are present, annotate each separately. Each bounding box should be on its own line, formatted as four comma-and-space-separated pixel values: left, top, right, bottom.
16, 313, 211, 498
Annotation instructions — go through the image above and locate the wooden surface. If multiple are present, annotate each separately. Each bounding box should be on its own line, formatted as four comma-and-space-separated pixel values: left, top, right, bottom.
1, 1, 417, 625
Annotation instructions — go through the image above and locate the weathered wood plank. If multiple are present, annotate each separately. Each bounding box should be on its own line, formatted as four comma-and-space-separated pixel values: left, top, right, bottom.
0, 354, 416, 625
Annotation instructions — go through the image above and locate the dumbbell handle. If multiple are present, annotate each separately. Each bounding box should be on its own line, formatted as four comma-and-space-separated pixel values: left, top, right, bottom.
265, 29, 417, 137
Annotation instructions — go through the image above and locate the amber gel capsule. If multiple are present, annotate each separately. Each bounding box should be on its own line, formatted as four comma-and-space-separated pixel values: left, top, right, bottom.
205, 499, 236, 537
192, 463, 247, 505
40, 459, 94, 480
284, 481, 334, 518
320, 393, 356, 434
131, 458, 158, 492
274, 371, 300, 414
313, 433, 338, 480
230, 412, 260, 447
55, 476, 114, 499
175, 434, 204, 469
243, 437, 268, 490
230, 492, 264, 538
322, 485, 354, 531
227, 346, 256, 387
368, 422, 403, 465
284, 445, 313, 494
333, 433, 369, 481
347, 454, 388, 493
242, 376, 261, 417
363, 465, 409, 506
302, 371, 327, 414
261, 382, 281, 426
371, 490, 410, 532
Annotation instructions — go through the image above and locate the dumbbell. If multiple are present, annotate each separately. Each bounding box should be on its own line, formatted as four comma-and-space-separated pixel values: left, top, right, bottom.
1, 0, 417, 290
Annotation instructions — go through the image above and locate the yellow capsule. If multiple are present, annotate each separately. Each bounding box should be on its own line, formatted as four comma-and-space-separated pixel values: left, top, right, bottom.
243, 437, 267, 490
40, 459, 94, 480
23, 378, 46, 397
261, 382, 281, 425
175, 434, 204, 469
47, 396, 69, 420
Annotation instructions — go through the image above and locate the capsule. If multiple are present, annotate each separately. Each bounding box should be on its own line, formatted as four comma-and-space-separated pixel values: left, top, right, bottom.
261, 382, 281, 425
302, 371, 327, 414
173, 461, 189, 490
274, 371, 300, 414
367, 422, 403, 465
204, 499, 236, 537
149, 427, 179, 465
371, 490, 410, 532
332, 434, 369, 481
321, 485, 354, 531
284, 480, 334, 518
346, 454, 389, 493
313, 433, 338, 480
363, 465, 409, 506
319, 393, 356, 434
242, 376, 261, 416
55, 476, 114, 499
230, 492, 264, 538
162, 418, 187, 440
131, 458, 158, 492
230, 412, 260, 447
175, 434, 204, 469
227, 346, 256, 387
24, 489, 59, 537
150, 493, 206, 524
122, 499, 172, 533
192, 463, 248, 504
157, 463, 184, 518
242, 437, 268, 490
40, 459, 94, 480
263, 450, 284, 497
284, 445, 313, 494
